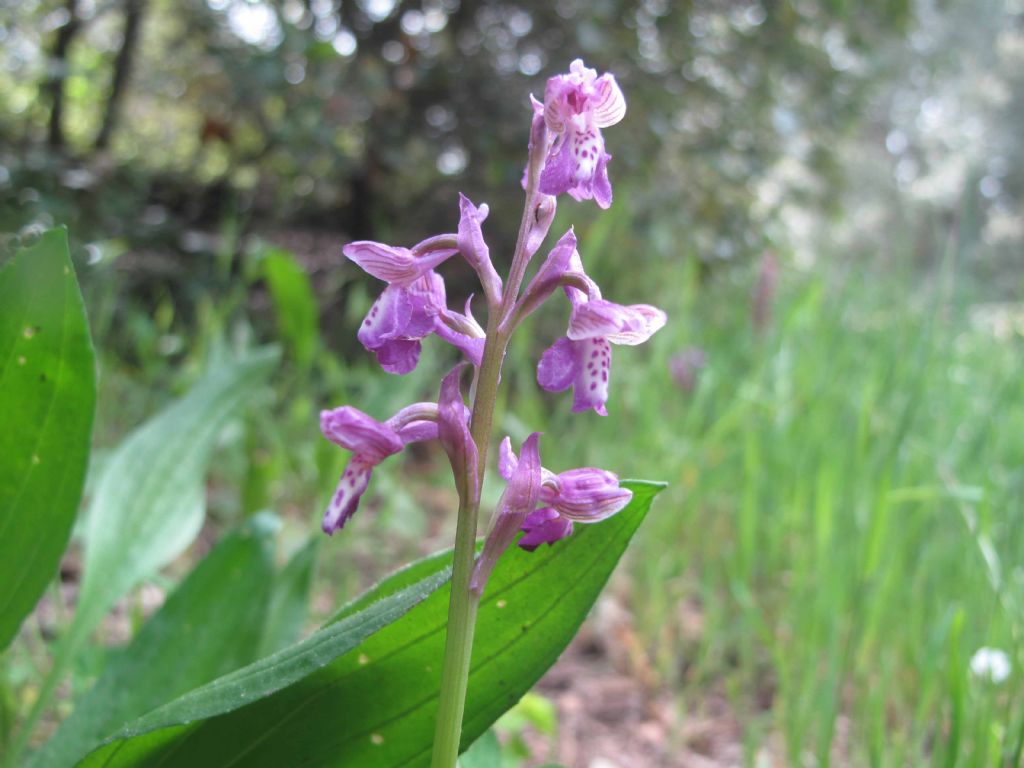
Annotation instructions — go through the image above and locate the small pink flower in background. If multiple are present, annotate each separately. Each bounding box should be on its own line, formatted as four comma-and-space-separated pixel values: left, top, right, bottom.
753, 250, 780, 334
540, 59, 626, 209
669, 346, 706, 392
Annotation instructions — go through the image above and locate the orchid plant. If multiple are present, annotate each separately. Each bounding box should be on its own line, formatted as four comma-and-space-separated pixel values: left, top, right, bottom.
320, 60, 666, 767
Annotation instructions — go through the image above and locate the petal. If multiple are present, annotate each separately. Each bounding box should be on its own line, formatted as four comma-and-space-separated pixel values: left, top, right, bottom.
438, 365, 479, 503
322, 457, 374, 534
591, 74, 626, 128
344, 242, 417, 283
547, 468, 632, 522
320, 406, 404, 459
396, 420, 439, 444
518, 508, 574, 551
344, 241, 455, 286
538, 134, 577, 198
537, 336, 579, 392
498, 435, 517, 481
571, 337, 611, 416
568, 299, 667, 345
566, 126, 605, 190
357, 285, 412, 350
374, 338, 421, 374
404, 272, 446, 338
592, 152, 613, 209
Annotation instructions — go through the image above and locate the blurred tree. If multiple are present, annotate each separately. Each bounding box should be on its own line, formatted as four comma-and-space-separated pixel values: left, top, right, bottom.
95, 0, 148, 151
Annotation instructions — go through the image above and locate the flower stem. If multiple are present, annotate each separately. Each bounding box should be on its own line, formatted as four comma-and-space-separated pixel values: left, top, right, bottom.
430, 322, 507, 768
430, 123, 546, 768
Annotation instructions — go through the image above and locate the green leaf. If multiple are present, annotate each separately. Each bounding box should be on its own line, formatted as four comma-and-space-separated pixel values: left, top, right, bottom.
80, 565, 453, 765
78, 481, 664, 767
76, 347, 279, 636
262, 248, 318, 370
0, 228, 96, 651
458, 729, 502, 768
27, 514, 280, 768
7, 347, 281, 765
259, 536, 320, 657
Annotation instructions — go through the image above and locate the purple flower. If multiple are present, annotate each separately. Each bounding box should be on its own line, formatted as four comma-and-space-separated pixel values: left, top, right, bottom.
345, 237, 484, 374
320, 405, 439, 535
669, 346, 706, 392
497, 436, 632, 551
539, 59, 626, 209
471, 433, 543, 593
356, 271, 444, 374
536, 252, 666, 415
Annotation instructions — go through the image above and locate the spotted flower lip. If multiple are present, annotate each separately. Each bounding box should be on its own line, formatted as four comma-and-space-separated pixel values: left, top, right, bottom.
539, 59, 626, 209
535, 250, 666, 415
320, 405, 438, 535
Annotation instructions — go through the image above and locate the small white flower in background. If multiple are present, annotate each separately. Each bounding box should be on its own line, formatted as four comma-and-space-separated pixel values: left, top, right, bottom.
970, 647, 1011, 684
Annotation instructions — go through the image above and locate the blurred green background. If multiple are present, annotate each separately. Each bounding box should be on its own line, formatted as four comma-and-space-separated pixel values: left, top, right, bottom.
2, 0, 1023, 765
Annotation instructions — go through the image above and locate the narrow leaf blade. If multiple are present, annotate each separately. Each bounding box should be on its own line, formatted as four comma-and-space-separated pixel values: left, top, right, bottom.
76, 347, 279, 633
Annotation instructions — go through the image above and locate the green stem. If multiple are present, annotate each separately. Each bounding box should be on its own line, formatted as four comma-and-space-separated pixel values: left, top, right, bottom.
430, 323, 507, 768
430, 120, 547, 768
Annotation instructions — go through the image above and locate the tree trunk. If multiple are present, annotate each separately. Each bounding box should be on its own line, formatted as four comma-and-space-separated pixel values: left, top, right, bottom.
94, 0, 146, 151
44, 0, 81, 150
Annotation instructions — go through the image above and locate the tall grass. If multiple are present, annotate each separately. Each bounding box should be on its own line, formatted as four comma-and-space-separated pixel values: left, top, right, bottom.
513, 230, 1024, 764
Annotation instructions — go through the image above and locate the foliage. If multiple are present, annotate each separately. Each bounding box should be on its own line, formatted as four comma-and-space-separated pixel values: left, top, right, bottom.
0, 229, 95, 651
76, 483, 660, 767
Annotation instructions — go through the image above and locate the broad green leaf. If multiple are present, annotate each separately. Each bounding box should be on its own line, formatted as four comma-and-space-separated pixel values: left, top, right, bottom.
27, 514, 279, 768
0, 228, 95, 650
76, 347, 279, 636
259, 536, 320, 656
263, 248, 318, 370
79, 481, 664, 767
458, 729, 502, 768
78, 565, 453, 765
